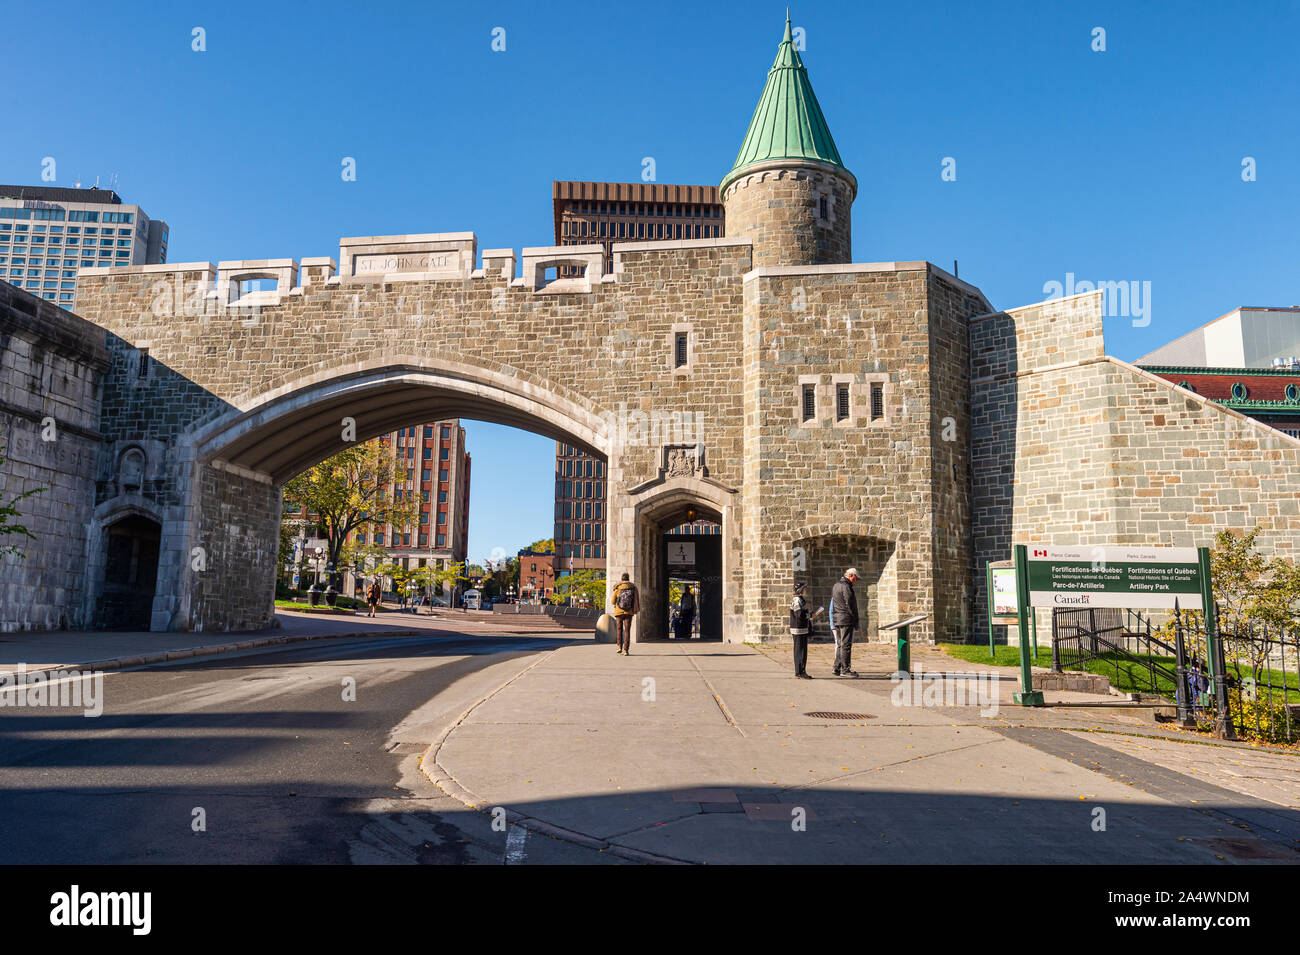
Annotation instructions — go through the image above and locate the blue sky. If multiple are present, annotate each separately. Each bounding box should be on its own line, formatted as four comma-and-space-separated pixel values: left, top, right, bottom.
3, 0, 1297, 563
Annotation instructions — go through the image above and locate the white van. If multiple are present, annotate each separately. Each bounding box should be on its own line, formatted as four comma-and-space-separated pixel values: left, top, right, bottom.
463, 589, 482, 610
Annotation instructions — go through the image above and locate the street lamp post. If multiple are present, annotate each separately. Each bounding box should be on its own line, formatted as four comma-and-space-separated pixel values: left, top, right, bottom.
308, 547, 325, 606
324, 561, 339, 607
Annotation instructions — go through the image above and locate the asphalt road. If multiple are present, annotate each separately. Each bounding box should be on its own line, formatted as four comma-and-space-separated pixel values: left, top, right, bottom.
0, 630, 616, 865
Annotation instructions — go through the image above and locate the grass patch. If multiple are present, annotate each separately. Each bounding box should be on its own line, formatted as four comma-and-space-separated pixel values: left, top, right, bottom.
938, 642, 1300, 702
940, 643, 1054, 669
275, 599, 359, 613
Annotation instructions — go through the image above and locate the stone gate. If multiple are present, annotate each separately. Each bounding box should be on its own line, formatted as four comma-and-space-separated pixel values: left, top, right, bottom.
6, 15, 1300, 641
70, 226, 989, 641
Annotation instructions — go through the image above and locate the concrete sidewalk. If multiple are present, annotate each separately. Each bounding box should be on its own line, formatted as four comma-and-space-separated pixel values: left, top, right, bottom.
0, 608, 577, 673
424, 641, 1300, 864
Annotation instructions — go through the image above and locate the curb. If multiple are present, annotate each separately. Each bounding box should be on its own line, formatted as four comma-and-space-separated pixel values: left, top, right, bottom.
418, 651, 695, 866
21, 628, 425, 675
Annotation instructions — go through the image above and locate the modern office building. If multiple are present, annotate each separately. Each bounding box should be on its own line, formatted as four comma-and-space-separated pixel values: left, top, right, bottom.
1137, 306, 1300, 439
0, 185, 168, 307
552, 180, 724, 276
554, 441, 607, 577
1136, 306, 1300, 369
357, 420, 471, 574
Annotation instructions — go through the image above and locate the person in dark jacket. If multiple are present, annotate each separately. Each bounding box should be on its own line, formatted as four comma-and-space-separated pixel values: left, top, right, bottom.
678, 586, 696, 639
830, 568, 860, 677
789, 582, 824, 679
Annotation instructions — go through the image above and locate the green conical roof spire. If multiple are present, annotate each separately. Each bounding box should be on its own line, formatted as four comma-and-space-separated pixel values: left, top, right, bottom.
720, 14, 851, 193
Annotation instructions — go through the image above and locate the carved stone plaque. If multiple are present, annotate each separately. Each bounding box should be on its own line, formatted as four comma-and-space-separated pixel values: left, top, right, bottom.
352, 251, 459, 275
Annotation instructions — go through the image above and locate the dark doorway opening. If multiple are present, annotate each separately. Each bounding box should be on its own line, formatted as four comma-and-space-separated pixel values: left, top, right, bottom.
660, 531, 722, 641
99, 515, 161, 631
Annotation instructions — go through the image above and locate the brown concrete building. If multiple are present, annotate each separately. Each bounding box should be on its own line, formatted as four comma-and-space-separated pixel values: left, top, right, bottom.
553, 181, 724, 276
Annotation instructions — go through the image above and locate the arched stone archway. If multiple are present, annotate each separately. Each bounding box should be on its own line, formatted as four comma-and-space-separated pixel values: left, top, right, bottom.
789, 530, 900, 643
623, 458, 741, 643
189, 358, 613, 484
143, 359, 620, 633
82, 498, 168, 630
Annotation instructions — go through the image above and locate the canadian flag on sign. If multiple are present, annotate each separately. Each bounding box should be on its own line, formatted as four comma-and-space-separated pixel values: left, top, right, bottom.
1033, 549, 1048, 557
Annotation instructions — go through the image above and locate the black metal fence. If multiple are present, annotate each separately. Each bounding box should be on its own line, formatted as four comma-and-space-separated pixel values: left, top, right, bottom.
1051, 607, 1179, 697
1179, 610, 1300, 743
1052, 605, 1300, 742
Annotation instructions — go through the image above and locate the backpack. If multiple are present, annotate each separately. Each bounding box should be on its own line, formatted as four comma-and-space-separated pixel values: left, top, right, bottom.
615, 584, 636, 611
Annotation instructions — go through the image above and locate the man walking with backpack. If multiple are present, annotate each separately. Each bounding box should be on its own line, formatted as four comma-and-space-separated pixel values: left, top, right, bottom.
611, 573, 639, 655
831, 568, 860, 678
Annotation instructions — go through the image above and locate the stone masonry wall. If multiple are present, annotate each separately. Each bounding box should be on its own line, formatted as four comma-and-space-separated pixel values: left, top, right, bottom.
73, 239, 754, 633
723, 164, 853, 268
971, 291, 1300, 640
193, 462, 281, 631
926, 272, 986, 641
740, 263, 988, 644
0, 282, 107, 631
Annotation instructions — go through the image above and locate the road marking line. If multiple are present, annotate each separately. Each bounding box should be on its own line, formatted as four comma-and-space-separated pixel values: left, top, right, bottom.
505, 825, 527, 865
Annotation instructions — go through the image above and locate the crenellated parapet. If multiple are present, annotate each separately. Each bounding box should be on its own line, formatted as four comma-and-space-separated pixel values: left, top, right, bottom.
77, 232, 760, 305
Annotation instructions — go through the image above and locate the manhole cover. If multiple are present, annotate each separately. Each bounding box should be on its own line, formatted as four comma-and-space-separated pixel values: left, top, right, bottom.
804, 711, 875, 720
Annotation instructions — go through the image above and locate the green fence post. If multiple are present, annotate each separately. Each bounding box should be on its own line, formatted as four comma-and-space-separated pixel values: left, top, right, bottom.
897, 623, 910, 675
986, 563, 996, 659
1013, 544, 1044, 706
1198, 546, 1234, 740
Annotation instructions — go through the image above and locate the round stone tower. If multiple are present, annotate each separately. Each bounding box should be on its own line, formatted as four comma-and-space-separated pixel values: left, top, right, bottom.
721, 16, 857, 268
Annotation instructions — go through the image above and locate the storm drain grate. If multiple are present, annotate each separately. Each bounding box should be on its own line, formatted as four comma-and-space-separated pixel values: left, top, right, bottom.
385, 742, 429, 754
804, 711, 876, 720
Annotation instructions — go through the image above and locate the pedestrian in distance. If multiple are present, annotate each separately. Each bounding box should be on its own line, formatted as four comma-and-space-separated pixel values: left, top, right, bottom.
366, 580, 381, 618
789, 582, 824, 679
831, 568, 861, 677
678, 585, 696, 640
611, 572, 639, 655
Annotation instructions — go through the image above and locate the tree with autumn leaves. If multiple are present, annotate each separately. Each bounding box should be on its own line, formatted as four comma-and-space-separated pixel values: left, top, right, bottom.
1208, 526, 1300, 637
1205, 527, 1300, 690
282, 442, 419, 581
549, 568, 606, 607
